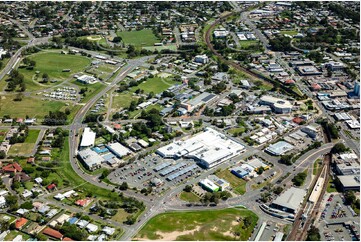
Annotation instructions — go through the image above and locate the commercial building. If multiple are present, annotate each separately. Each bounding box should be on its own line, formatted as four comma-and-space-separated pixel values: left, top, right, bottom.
80, 128, 96, 148
270, 187, 307, 214
353, 82, 360, 97
199, 179, 219, 192
259, 95, 293, 114
300, 125, 319, 139
336, 175, 360, 192
77, 74, 97, 84
180, 92, 217, 112
106, 142, 131, 158
231, 166, 249, 178
157, 128, 245, 169
265, 141, 294, 156
194, 54, 209, 64
77, 148, 104, 171
208, 175, 230, 191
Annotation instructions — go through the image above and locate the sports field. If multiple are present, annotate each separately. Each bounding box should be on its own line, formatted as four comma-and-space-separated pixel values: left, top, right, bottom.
135, 208, 258, 241
117, 29, 160, 47
18, 51, 91, 91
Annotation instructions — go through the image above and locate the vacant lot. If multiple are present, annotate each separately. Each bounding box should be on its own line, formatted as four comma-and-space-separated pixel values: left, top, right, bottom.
130, 76, 178, 94
135, 208, 258, 241
179, 191, 201, 203
8, 143, 35, 156
25, 130, 40, 143
0, 95, 65, 118
215, 169, 247, 195
117, 29, 160, 47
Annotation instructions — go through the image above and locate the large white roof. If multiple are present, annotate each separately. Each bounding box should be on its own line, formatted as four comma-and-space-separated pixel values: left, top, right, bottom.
80, 128, 96, 147
272, 187, 307, 212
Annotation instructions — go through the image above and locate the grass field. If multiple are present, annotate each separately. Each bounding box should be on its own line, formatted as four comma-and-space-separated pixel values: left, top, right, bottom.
135, 208, 258, 241
280, 30, 298, 36
215, 169, 247, 195
25, 130, 40, 143
130, 76, 178, 94
18, 51, 91, 91
8, 143, 35, 156
0, 94, 80, 121
0, 129, 7, 142
117, 29, 160, 47
112, 92, 138, 110
142, 45, 177, 51
179, 191, 201, 202
313, 159, 322, 175
228, 126, 246, 136
239, 40, 259, 48
128, 104, 162, 119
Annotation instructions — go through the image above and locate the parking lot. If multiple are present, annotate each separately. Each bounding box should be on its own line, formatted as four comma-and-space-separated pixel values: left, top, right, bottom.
320, 194, 357, 223
321, 223, 357, 241
108, 154, 203, 193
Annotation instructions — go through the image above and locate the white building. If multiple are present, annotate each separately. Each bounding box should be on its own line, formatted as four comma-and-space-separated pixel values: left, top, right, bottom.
80, 128, 96, 148
260, 95, 293, 114
78, 148, 103, 171
157, 128, 245, 168
106, 142, 131, 158
194, 54, 209, 64
77, 74, 97, 84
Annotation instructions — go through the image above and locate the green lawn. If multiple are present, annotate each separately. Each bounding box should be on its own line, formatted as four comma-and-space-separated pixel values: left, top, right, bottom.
142, 45, 178, 51
0, 94, 79, 121
280, 30, 298, 36
130, 76, 178, 94
135, 208, 258, 241
117, 29, 160, 47
111, 209, 132, 223
326, 176, 338, 193
25, 130, 40, 143
128, 104, 162, 119
215, 169, 247, 195
239, 40, 259, 48
0, 129, 7, 142
313, 159, 322, 175
18, 51, 91, 92
8, 143, 35, 156
228, 126, 246, 136
179, 191, 201, 203
112, 92, 138, 111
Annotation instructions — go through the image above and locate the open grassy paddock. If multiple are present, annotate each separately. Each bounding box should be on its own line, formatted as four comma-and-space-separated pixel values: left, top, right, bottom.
25, 130, 40, 143
239, 40, 260, 48
130, 76, 178, 94
117, 29, 160, 47
8, 143, 35, 156
135, 208, 258, 241
0, 94, 80, 121
142, 44, 178, 52
280, 30, 298, 36
70, 80, 106, 104
228, 126, 246, 136
215, 169, 247, 195
179, 191, 201, 203
18, 51, 91, 92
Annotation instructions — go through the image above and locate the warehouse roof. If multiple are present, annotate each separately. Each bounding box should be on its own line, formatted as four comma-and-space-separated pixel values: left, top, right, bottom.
337, 175, 360, 188
265, 141, 294, 156
80, 128, 96, 147
271, 187, 307, 212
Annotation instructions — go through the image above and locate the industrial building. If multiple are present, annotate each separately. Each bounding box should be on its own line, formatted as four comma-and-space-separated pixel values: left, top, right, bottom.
106, 142, 131, 158
270, 187, 307, 214
199, 179, 219, 192
259, 95, 293, 114
77, 149, 103, 171
300, 124, 319, 139
157, 128, 245, 169
77, 74, 97, 84
231, 166, 249, 178
208, 175, 230, 191
180, 92, 217, 112
80, 128, 96, 149
265, 141, 294, 156
336, 175, 360, 192
194, 54, 209, 64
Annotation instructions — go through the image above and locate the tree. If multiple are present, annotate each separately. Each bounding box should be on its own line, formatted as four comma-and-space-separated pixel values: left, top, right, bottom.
113, 36, 122, 43
292, 171, 307, 186
183, 185, 192, 192
125, 215, 136, 225
331, 143, 349, 154
119, 182, 128, 191
100, 169, 110, 179
257, 167, 265, 175
5, 194, 18, 211
0, 150, 6, 159
279, 154, 294, 165
306, 225, 321, 241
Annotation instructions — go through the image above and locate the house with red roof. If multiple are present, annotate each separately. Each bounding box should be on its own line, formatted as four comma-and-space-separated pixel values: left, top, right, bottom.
2, 163, 22, 174
311, 83, 321, 91
62, 237, 74, 241
292, 117, 305, 125
75, 198, 92, 207
27, 157, 35, 163
47, 184, 56, 191
42, 227, 63, 240
285, 79, 295, 85
15, 218, 28, 229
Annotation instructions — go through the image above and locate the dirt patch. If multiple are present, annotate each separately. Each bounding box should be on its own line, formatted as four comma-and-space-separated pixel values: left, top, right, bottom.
156, 226, 201, 241
87, 36, 102, 41
1, 96, 6, 100
158, 72, 172, 78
